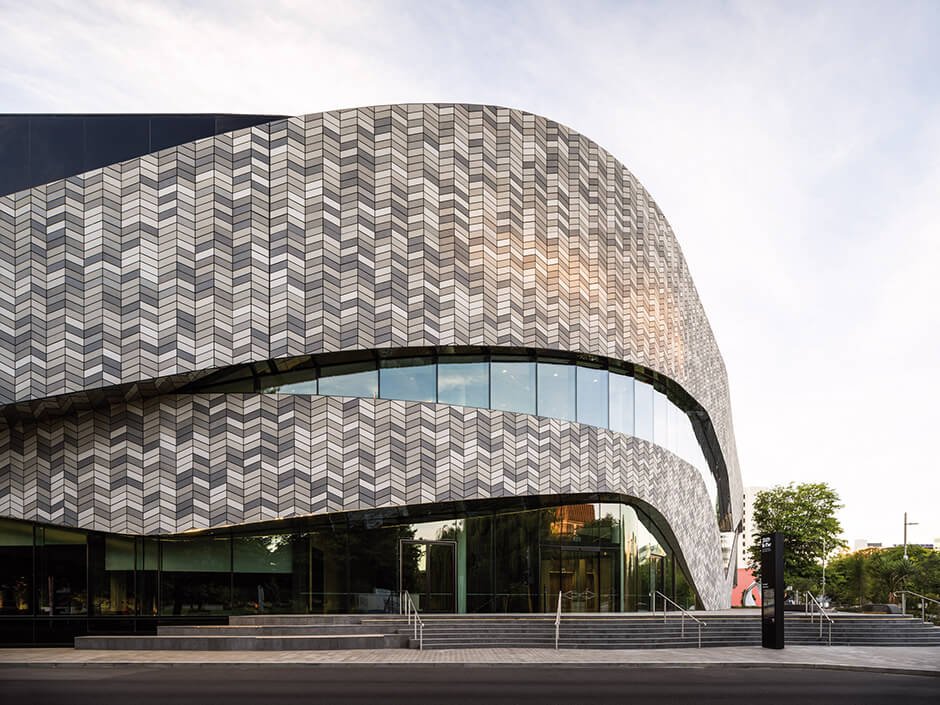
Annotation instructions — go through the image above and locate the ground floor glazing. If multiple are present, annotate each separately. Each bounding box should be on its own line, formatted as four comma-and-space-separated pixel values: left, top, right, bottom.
0, 495, 701, 644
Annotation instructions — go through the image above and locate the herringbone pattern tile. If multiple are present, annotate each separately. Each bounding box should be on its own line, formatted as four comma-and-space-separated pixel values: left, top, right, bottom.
0, 104, 742, 608
0, 395, 726, 607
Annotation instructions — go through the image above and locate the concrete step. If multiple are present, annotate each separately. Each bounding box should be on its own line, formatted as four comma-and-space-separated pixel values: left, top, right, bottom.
229, 615, 408, 626
157, 624, 409, 637
73, 612, 940, 651
75, 633, 407, 650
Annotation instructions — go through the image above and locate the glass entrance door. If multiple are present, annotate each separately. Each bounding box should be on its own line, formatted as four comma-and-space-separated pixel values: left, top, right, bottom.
400, 540, 456, 613
637, 550, 666, 611
650, 553, 665, 611
543, 547, 619, 613
561, 548, 598, 612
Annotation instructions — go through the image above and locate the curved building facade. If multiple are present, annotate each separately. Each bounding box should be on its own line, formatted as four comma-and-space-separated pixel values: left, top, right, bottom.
0, 106, 743, 642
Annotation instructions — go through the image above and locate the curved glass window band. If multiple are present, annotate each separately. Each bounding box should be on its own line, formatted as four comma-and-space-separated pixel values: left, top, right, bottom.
183, 348, 720, 516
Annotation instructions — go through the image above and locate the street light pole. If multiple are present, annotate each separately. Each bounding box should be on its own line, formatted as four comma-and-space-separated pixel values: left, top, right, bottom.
903, 512, 919, 560
902, 512, 919, 615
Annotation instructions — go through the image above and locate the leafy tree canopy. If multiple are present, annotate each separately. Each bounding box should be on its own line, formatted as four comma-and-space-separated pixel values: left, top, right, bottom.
746, 482, 846, 588
827, 545, 940, 617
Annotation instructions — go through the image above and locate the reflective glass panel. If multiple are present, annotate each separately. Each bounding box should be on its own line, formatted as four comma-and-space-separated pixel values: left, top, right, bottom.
536, 362, 576, 421
490, 360, 536, 414
0, 520, 33, 614
577, 367, 609, 427
379, 357, 436, 403
667, 403, 682, 455
670, 406, 699, 469
608, 371, 634, 435
136, 538, 159, 617
634, 380, 654, 441
437, 359, 489, 408
466, 516, 493, 613
596, 503, 624, 613
91, 536, 136, 615
160, 537, 231, 615
318, 362, 378, 398
347, 525, 406, 613
37, 526, 87, 616
310, 527, 348, 613
635, 518, 655, 612
492, 509, 541, 611
427, 542, 457, 612
262, 368, 318, 394
233, 533, 307, 614
675, 562, 696, 609
401, 540, 457, 613
0, 501, 700, 624
621, 506, 640, 611
653, 389, 669, 447
410, 519, 464, 542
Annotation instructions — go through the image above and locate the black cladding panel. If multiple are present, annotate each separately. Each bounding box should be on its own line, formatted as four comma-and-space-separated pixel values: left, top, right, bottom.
84, 116, 151, 170
0, 117, 29, 195
150, 116, 216, 152
28, 116, 85, 189
0, 113, 286, 196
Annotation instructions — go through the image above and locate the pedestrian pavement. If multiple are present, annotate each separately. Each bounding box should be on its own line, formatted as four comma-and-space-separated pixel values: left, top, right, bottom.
0, 645, 937, 676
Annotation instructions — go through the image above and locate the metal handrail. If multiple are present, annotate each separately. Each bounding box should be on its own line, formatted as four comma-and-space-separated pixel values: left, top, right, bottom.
554, 590, 562, 650
897, 590, 940, 624
655, 591, 705, 648
402, 590, 424, 650
806, 591, 833, 646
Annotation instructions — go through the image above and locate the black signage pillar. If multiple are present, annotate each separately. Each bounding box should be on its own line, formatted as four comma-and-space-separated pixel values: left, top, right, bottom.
760, 532, 784, 649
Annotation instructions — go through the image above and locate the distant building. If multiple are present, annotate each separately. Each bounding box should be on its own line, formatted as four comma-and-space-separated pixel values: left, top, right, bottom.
852, 540, 936, 551
735, 486, 767, 570
854, 539, 883, 550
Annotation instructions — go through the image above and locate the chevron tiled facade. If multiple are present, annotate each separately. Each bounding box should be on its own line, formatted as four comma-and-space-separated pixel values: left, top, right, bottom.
0, 105, 743, 614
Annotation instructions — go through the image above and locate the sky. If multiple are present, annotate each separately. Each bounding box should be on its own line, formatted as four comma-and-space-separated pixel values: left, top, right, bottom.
1, 0, 937, 549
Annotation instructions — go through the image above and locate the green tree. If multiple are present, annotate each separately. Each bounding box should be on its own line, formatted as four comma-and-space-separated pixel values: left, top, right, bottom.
866, 546, 937, 603
825, 545, 940, 623
910, 549, 940, 598
746, 483, 846, 591
826, 549, 871, 607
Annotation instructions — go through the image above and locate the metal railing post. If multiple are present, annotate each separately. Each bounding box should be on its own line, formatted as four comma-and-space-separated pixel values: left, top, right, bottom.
805, 591, 833, 646
554, 590, 562, 650
655, 591, 706, 648
403, 590, 424, 650
897, 591, 940, 624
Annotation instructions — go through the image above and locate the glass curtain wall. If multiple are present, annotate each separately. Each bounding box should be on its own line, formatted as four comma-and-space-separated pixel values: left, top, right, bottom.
0, 506, 699, 636
0, 520, 33, 615
186, 348, 718, 509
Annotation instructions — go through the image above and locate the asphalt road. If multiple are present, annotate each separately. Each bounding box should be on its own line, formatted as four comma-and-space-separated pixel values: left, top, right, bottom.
1, 665, 938, 705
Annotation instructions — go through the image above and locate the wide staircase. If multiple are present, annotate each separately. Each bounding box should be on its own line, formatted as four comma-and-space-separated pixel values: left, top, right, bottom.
76, 615, 413, 651
75, 612, 940, 651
